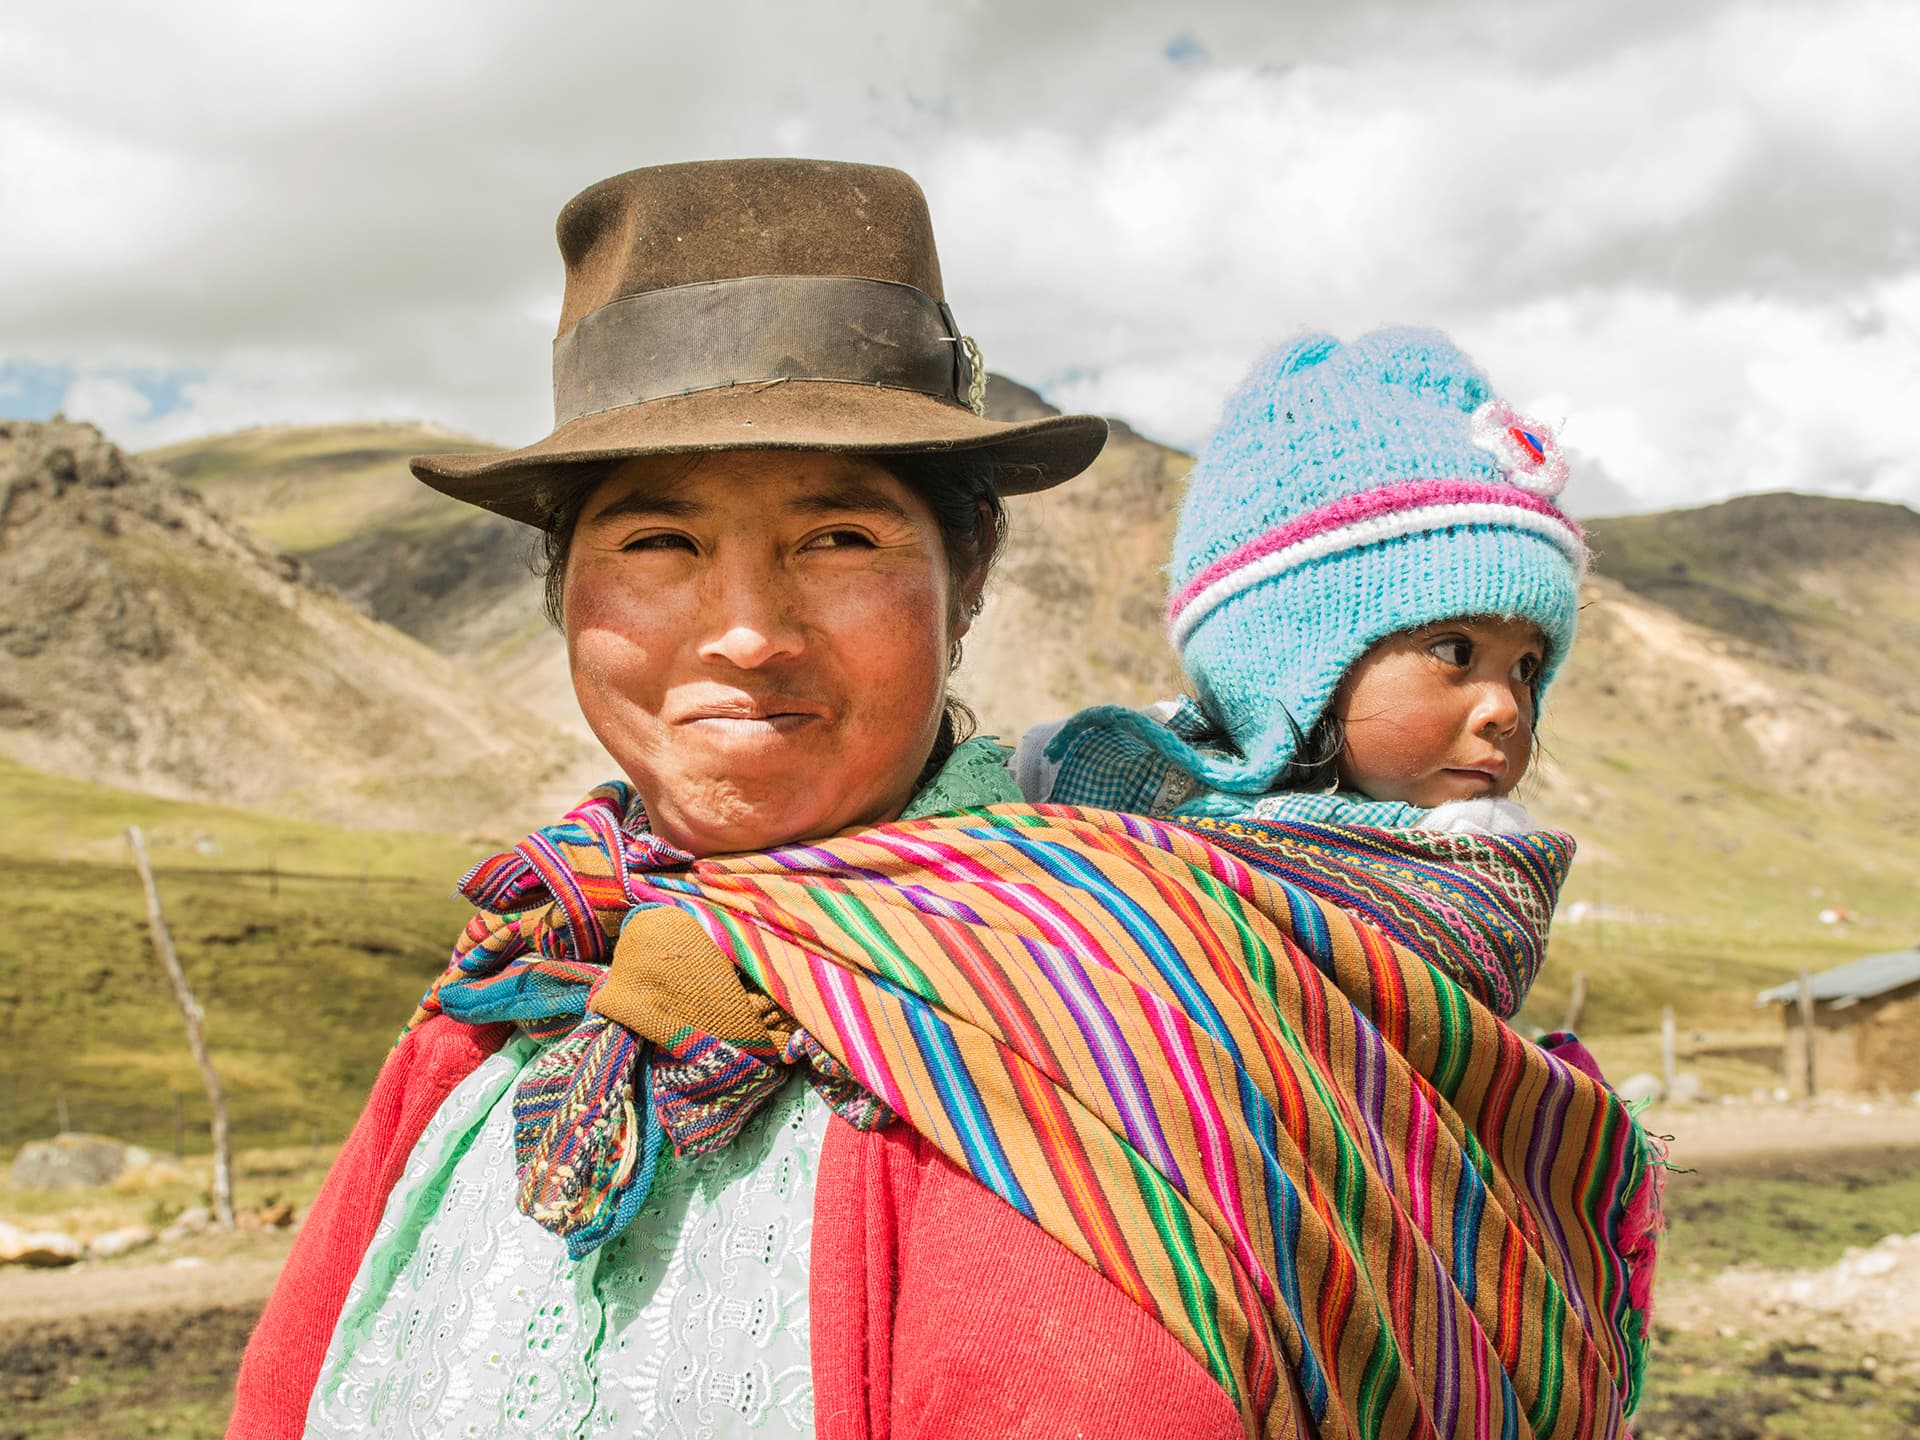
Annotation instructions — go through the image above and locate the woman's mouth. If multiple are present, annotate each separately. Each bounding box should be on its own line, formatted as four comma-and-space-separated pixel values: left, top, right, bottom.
672, 694, 832, 738
684, 713, 820, 737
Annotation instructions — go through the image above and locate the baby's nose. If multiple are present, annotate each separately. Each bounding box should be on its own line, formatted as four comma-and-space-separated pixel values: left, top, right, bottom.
1475, 682, 1522, 736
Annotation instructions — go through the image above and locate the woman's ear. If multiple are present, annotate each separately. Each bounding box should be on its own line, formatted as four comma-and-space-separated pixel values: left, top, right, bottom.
946, 501, 994, 641
954, 584, 978, 637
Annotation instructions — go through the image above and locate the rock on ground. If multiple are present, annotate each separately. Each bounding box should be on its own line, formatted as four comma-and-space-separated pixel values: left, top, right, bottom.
159, 1205, 213, 1244
0, 1221, 84, 1267
9, 1133, 142, 1191
87, 1224, 159, 1259
1685, 1233, 1920, 1342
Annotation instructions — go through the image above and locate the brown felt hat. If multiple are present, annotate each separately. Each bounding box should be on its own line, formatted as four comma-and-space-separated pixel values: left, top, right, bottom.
412, 158, 1109, 525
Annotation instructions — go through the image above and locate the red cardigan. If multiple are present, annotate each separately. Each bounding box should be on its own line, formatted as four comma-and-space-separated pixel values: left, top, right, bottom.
228, 1015, 1240, 1439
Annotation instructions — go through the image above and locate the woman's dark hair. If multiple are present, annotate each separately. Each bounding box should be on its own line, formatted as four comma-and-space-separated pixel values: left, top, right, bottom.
530, 449, 1011, 785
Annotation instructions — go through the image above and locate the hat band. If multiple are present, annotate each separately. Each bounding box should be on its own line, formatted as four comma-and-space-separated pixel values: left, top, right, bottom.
551, 274, 974, 426
1166, 478, 1588, 650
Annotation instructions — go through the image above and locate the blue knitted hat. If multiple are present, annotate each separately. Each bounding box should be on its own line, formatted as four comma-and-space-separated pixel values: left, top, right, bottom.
1067, 328, 1587, 795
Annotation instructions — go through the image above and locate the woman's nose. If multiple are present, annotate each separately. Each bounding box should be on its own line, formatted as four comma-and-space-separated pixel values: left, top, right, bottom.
694, 565, 805, 669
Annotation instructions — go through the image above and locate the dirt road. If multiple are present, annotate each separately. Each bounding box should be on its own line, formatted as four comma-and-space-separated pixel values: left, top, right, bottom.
0, 1249, 289, 1328
1647, 1097, 1920, 1175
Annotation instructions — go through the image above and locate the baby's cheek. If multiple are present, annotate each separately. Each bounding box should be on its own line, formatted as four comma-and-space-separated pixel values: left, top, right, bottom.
1361, 714, 1455, 779
1502, 725, 1535, 791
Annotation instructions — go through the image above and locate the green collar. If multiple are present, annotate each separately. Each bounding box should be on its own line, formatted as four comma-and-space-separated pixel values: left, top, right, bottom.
902, 737, 1019, 819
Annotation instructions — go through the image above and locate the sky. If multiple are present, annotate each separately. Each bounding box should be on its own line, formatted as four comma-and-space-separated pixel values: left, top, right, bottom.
3, 0, 1916, 517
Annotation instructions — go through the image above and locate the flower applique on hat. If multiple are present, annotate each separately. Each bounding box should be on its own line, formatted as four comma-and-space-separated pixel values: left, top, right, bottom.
1470, 399, 1571, 498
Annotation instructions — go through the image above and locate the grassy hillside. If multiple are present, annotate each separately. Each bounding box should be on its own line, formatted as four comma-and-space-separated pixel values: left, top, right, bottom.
145, 421, 495, 556
0, 755, 487, 1152
150, 422, 587, 741
1515, 497, 1920, 1077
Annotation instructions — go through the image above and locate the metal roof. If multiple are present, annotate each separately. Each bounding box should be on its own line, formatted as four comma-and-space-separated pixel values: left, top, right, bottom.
1758, 946, 1920, 1007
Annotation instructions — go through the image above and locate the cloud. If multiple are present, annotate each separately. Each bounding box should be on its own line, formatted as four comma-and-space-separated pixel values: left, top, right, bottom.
1463, 274, 1920, 510
2, 0, 1915, 513
59, 375, 154, 438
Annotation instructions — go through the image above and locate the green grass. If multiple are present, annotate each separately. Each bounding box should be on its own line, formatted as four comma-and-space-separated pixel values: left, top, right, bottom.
1660, 1161, 1920, 1276
1, 1309, 259, 1440
1, 758, 489, 1153
1637, 1329, 1920, 1440
144, 423, 496, 554
1518, 921, 1897, 1044
0, 753, 485, 879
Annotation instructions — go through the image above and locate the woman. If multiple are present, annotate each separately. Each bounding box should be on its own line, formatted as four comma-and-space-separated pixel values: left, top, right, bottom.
231, 157, 1239, 1439
232, 161, 1657, 1440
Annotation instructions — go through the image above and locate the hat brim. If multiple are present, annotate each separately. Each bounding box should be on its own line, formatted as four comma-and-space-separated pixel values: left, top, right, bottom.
411, 382, 1109, 526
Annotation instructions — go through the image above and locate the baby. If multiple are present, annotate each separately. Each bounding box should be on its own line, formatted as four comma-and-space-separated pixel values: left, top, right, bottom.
1016, 327, 1588, 837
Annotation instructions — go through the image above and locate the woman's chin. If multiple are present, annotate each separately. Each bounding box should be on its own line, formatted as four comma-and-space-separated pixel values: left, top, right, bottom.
648, 775, 903, 858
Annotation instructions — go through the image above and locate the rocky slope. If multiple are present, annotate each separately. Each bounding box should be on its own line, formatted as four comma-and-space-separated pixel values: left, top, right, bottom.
148, 422, 585, 740
0, 420, 598, 831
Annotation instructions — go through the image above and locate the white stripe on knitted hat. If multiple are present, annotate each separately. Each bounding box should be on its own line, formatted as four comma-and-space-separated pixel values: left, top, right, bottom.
1168, 501, 1589, 651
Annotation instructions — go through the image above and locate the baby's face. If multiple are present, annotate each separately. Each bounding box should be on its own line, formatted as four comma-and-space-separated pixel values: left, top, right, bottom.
1330, 616, 1546, 807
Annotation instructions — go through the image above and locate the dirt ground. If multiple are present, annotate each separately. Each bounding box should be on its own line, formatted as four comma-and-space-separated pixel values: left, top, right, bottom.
1645, 1096, 1920, 1172
1, 1250, 291, 1328
0, 1237, 293, 1440
2, 1099, 1916, 1438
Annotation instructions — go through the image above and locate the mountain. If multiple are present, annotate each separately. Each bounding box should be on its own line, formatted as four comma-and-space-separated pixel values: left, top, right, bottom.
144, 421, 581, 737
0, 419, 598, 832
953, 382, 1191, 733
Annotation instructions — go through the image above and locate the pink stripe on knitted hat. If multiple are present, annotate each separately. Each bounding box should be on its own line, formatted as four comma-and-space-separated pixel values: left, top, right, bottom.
1167, 478, 1578, 624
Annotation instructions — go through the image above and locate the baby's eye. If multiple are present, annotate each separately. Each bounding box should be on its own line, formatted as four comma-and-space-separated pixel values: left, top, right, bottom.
1427, 637, 1472, 667
1513, 653, 1544, 686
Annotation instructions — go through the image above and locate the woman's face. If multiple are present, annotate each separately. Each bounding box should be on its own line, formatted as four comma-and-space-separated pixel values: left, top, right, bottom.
563, 449, 966, 857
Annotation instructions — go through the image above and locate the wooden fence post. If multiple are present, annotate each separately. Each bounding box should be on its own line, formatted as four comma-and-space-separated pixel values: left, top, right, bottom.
1660, 1006, 1677, 1100
1561, 971, 1590, 1033
128, 827, 235, 1230
1796, 969, 1818, 1099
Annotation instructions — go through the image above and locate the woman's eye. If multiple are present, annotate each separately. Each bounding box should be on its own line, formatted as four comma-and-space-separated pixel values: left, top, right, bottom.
804, 528, 875, 551
621, 533, 696, 553
1428, 637, 1472, 667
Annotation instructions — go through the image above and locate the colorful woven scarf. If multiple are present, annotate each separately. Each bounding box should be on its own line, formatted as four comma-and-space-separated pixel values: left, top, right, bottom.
418, 789, 1658, 1440
412, 789, 894, 1253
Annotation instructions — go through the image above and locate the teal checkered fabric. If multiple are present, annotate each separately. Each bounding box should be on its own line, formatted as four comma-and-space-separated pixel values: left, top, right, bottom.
1042, 697, 1427, 828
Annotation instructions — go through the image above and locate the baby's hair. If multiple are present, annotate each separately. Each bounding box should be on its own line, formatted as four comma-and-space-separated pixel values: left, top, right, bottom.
1276, 711, 1344, 792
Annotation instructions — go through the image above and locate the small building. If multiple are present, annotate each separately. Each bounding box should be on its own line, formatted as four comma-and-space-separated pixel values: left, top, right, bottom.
1758, 946, 1920, 1096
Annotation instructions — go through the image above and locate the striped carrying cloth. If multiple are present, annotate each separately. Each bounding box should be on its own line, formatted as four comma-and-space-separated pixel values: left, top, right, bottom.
421, 793, 1660, 1440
